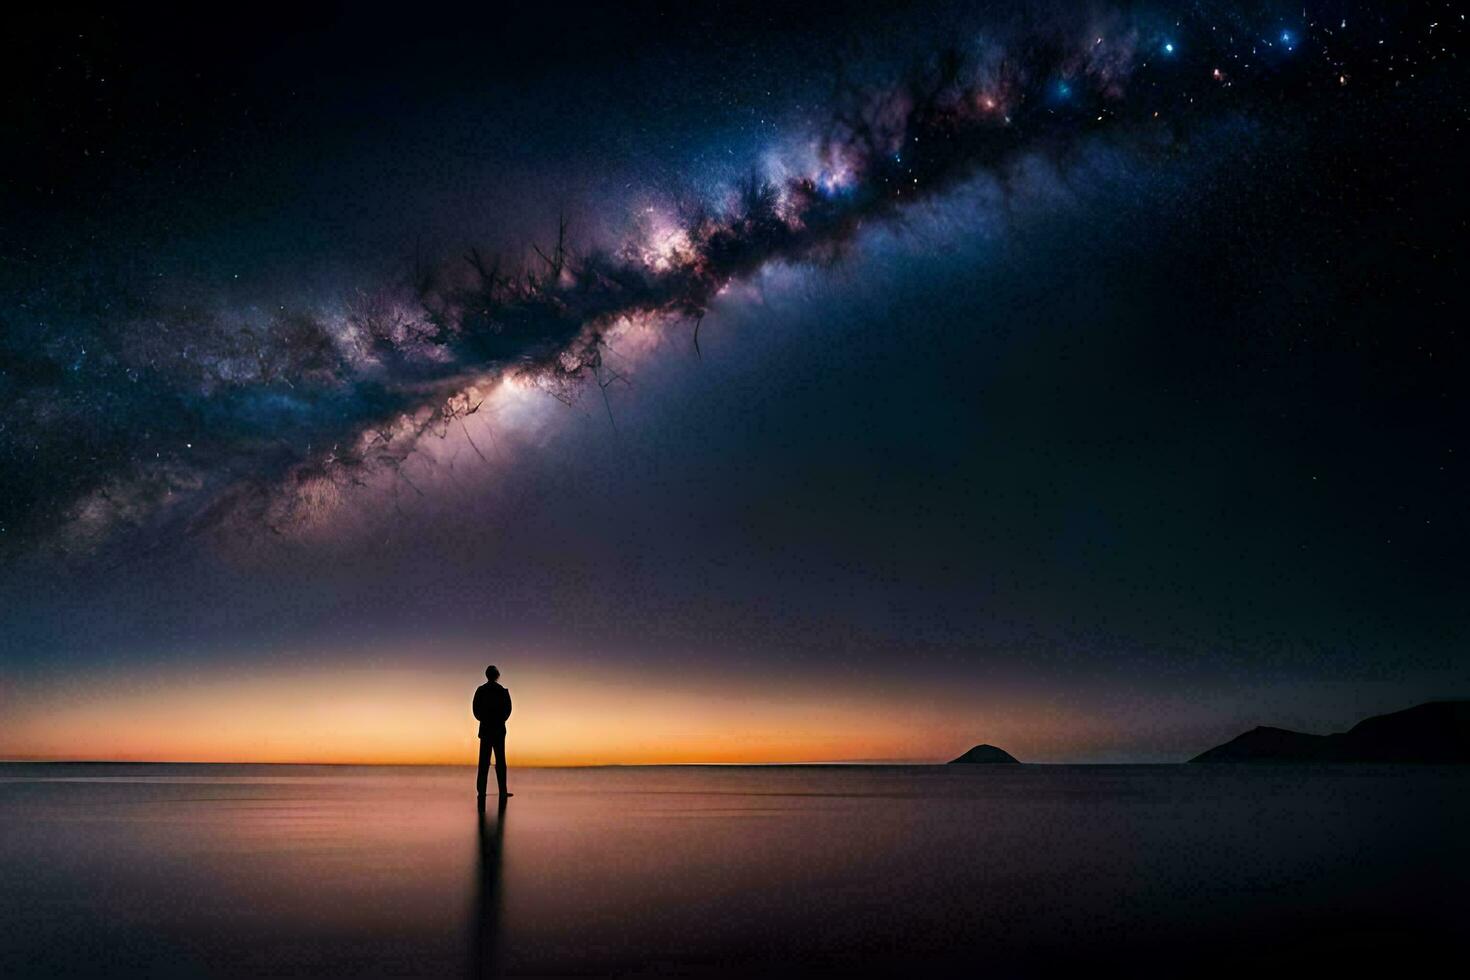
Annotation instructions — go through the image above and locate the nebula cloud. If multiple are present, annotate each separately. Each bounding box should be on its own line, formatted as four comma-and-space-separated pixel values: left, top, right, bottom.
0, 6, 1440, 555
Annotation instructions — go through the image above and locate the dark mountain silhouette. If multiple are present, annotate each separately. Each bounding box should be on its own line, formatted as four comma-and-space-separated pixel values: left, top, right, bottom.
948, 744, 1021, 764
1190, 701, 1470, 763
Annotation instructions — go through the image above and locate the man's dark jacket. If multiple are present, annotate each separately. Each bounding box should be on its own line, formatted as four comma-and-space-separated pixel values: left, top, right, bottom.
473, 682, 512, 738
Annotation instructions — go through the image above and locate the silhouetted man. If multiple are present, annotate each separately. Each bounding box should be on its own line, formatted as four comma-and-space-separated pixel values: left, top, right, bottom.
473, 665, 513, 800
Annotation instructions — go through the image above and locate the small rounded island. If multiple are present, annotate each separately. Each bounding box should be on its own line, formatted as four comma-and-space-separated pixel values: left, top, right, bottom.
948, 744, 1021, 764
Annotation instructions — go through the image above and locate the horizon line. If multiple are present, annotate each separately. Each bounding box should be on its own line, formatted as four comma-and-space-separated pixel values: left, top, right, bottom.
0, 757, 1184, 767
0, 757, 944, 767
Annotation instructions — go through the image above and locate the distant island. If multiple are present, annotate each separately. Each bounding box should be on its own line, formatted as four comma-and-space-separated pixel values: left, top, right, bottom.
948, 744, 1021, 764
1190, 701, 1470, 763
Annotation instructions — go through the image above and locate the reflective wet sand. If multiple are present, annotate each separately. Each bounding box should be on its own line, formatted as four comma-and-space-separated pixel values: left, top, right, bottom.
1, 763, 1464, 976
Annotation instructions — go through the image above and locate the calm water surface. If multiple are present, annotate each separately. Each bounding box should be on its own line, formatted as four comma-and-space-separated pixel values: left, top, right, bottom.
1, 763, 1465, 976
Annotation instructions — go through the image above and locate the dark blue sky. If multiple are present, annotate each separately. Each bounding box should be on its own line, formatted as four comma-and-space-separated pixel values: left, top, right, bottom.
1, 1, 1466, 760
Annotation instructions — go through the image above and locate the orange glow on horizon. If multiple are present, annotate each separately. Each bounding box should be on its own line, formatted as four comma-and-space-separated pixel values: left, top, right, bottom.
0, 659, 1121, 766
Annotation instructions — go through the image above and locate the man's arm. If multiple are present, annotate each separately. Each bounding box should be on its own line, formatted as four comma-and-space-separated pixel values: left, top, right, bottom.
501, 688, 512, 722
472, 686, 486, 721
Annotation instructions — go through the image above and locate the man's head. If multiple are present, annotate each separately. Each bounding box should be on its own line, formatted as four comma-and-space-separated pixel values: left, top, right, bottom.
486, 665, 500, 682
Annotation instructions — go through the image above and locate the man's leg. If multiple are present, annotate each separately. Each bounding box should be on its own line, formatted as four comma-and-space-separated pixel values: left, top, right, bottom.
493, 731, 508, 796
476, 737, 491, 797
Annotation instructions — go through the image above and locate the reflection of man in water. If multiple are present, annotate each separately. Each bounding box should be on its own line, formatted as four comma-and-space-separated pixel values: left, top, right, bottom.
473, 665, 513, 800
473, 794, 506, 977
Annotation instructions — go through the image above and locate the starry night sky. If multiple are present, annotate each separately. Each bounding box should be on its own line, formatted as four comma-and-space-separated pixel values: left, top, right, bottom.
1, 1, 1466, 762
